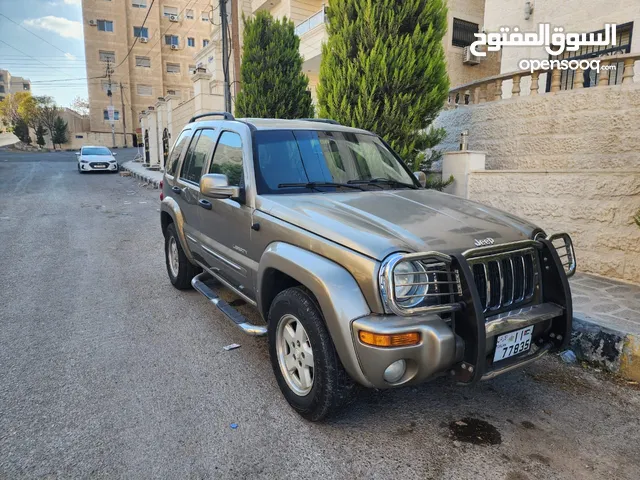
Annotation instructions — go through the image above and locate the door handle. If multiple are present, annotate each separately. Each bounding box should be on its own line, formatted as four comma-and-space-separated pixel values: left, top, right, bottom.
171, 186, 182, 194
199, 199, 212, 210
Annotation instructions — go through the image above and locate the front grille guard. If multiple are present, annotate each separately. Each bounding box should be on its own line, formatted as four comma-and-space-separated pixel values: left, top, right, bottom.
378, 251, 463, 317
546, 233, 577, 277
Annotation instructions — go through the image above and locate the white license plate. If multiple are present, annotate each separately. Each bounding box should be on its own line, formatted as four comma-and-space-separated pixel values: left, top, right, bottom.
493, 326, 533, 362
94, 165, 106, 168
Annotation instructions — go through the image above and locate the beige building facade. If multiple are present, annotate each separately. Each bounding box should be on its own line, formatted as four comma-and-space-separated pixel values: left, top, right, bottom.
434, 0, 640, 283
81, 0, 214, 145
0, 69, 31, 102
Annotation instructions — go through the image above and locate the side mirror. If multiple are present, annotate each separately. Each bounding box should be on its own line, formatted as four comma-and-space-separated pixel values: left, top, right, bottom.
112, 152, 117, 156
200, 173, 240, 200
413, 171, 427, 188
75, 152, 81, 156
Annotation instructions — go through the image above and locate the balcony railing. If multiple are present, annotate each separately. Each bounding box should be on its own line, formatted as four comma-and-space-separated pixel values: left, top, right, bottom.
448, 52, 639, 107
295, 7, 327, 37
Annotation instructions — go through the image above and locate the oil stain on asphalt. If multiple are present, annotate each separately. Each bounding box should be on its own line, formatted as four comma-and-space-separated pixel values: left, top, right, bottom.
449, 417, 502, 445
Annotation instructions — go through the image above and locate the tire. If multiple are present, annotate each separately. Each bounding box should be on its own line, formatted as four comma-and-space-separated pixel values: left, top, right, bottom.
268, 287, 357, 421
164, 223, 199, 289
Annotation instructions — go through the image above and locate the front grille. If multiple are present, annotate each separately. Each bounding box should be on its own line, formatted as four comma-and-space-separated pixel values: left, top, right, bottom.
467, 247, 538, 313
90, 162, 109, 168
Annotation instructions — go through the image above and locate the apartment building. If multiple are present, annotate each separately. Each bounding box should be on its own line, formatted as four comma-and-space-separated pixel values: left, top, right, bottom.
195, 0, 500, 104
81, 0, 213, 144
0, 69, 31, 102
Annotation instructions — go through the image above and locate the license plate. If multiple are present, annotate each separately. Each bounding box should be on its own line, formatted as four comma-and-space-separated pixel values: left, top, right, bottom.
493, 326, 532, 362
94, 165, 106, 168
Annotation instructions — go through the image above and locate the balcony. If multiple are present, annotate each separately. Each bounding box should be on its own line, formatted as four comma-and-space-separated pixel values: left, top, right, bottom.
252, 0, 280, 13
295, 8, 328, 72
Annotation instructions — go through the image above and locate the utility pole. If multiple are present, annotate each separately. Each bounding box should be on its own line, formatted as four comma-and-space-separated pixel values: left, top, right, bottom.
106, 60, 116, 148
230, 0, 241, 98
219, 0, 232, 113
119, 82, 127, 147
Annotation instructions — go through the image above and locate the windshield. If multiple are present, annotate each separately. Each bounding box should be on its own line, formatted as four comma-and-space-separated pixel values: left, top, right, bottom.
253, 130, 417, 194
82, 147, 112, 156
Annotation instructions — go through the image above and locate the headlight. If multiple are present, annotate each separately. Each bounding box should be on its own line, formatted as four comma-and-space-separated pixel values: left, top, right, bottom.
394, 261, 428, 308
80, 160, 89, 163
109, 159, 117, 163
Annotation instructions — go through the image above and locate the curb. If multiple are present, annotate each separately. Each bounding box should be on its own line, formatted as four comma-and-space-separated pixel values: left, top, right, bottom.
121, 163, 161, 189
571, 313, 640, 382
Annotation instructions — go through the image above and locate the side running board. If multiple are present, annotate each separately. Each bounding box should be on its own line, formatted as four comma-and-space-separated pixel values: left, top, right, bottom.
191, 272, 267, 336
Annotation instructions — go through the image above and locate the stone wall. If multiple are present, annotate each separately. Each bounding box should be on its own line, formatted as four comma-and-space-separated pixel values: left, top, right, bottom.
435, 84, 640, 170
469, 171, 640, 283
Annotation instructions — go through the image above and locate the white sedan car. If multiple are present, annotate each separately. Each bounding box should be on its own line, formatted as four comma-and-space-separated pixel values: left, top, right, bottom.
76, 146, 119, 173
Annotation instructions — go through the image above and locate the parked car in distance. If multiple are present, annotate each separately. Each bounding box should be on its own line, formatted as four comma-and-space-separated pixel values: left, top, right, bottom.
160, 112, 577, 421
76, 146, 118, 173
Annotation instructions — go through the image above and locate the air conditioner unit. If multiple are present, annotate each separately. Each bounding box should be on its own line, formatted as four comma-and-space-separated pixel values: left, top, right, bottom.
140, 37, 148, 43
169, 14, 179, 22
88, 19, 97, 26
170, 44, 178, 50
463, 46, 481, 65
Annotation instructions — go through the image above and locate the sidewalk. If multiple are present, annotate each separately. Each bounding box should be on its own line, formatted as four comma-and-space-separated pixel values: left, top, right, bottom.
571, 273, 640, 381
121, 160, 163, 188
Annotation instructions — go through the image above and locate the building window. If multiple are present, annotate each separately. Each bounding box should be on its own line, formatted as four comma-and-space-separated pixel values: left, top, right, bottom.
166, 63, 180, 73
452, 18, 479, 48
132, 0, 146, 7
186, 9, 194, 19
103, 109, 120, 120
133, 26, 149, 38
188, 64, 196, 73
165, 35, 179, 46
202, 39, 209, 47
97, 20, 114, 32
0, 74, 4, 82
135, 56, 151, 67
137, 84, 153, 96
163, 6, 178, 17
201, 12, 209, 22
550, 22, 634, 91
0, 86, 4, 93
167, 89, 180, 96
99, 50, 115, 63
101, 81, 119, 93
23, 84, 30, 90
187, 37, 195, 47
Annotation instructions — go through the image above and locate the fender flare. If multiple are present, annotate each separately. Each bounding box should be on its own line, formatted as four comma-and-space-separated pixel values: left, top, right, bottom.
161, 197, 195, 263
258, 242, 373, 387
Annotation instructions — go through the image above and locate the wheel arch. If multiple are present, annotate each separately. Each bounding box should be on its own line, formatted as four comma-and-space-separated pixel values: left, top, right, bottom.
160, 197, 195, 263
258, 242, 373, 387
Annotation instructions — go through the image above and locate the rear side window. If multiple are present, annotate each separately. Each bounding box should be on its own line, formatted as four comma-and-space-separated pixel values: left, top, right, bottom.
166, 129, 191, 176
180, 129, 217, 184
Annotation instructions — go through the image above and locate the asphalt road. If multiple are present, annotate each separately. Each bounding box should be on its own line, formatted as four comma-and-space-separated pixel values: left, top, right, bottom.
1, 149, 640, 479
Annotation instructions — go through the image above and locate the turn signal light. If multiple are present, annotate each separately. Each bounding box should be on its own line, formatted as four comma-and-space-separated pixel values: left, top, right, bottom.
358, 331, 421, 348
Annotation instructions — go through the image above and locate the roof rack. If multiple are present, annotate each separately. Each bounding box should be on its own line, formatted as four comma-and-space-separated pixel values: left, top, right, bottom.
299, 118, 341, 125
190, 112, 235, 123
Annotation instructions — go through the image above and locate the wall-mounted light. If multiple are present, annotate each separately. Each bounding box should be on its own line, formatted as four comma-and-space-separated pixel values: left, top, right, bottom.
524, 1, 534, 20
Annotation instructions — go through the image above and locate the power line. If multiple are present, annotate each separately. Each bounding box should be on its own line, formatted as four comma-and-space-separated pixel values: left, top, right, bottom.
0, 13, 74, 56
114, 0, 156, 71
0, 40, 75, 78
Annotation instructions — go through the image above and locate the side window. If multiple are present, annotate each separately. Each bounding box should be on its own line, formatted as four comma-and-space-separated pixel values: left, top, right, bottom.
166, 129, 191, 176
209, 131, 243, 186
180, 129, 217, 184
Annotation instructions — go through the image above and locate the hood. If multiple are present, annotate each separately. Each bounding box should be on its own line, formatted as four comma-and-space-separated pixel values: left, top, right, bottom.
258, 189, 539, 260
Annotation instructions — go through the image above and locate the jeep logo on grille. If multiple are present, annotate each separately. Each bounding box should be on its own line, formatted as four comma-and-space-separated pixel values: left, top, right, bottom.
474, 237, 495, 247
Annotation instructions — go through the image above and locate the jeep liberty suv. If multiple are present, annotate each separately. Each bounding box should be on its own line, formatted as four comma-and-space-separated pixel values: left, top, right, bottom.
160, 112, 576, 421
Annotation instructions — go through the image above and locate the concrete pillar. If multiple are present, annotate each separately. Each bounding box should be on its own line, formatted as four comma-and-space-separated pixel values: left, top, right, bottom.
192, 71, 213, 115
146, 110, 159, 167
165, 94, 178, 141
155, 99, 166, 170
442, 151, 486, 198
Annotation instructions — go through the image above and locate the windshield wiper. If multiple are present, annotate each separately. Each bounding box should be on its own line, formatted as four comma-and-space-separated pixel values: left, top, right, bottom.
278, 182, 365, 191
348, 178, 418, 189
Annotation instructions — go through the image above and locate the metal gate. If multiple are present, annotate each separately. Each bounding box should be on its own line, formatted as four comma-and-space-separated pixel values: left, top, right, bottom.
144, 129, 150, 164
162, 128, 169, 169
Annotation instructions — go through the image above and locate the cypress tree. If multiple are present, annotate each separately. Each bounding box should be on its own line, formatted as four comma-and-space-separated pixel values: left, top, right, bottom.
235, 11, 314, 118
317, 0, 450, 172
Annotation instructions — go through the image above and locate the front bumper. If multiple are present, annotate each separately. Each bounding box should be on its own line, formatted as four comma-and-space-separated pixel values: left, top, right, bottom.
350, 238, 572, 388
80, 162, 118, 171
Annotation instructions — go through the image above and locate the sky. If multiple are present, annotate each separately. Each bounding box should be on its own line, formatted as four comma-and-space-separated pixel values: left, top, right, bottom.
0, 0, 87, 108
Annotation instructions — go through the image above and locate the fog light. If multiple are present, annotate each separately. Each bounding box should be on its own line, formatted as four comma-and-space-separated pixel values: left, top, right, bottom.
383, 360, 406, 383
